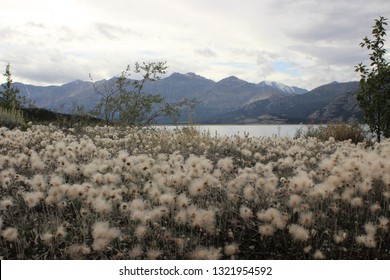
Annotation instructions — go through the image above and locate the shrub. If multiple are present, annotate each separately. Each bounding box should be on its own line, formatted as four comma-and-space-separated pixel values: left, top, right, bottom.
0, 107, 27, 130
294, 122, 368, 143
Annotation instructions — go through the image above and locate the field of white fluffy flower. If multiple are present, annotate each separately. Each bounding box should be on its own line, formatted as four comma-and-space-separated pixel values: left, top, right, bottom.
0, 124, 389, 259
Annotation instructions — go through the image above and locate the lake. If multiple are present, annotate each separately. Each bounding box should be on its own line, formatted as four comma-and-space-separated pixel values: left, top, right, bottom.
154, 124, 314, 138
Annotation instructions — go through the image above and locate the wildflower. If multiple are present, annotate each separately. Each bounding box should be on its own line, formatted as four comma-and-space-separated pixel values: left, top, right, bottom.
333, 231, 347, 244
298, 212, 314, 227
56, 225, 67, 239
2, 227, 18, 242
350, 197, 363, 208
175, 238, 186, 254
80, 207, 89, 217
341, 187, 355, 202
358, 178, 373, 194
289, 172, 313, 193
174, 210, 187, 225
92, 221, 120, 251
257, 208, 286, 230
82, 163, 99, 178
150, 206, 169, 221
364, 235, 377, 248
190, 246, 222, 260
30, 152, 45, 171
288, 194, 302, 209
217, 157, 234, 172
370, 203, 381, 214
188, 178, 207, 197
0, 198, 14, 210
66, 244, 91, 259
92, 173, 104, 185
288, 224, 310, 242
241, 149, 252, 158
67, 184, 88, 199
135, 225, 148, 240
146, 249, 162, 260
356, 234, 377, 248
378, 216, 389, 232
224, 243, 239, 256
258, 224, 276, 237
23, 191, 45, 208
191, 209, 216, 233
129, 245, 143, 259
243, 185, 256, 201
49, 175, 64, 187
41, 232, 54, 244
264, 175, 278, 193
91, 196, 112, 214
28, 174, 46, 191
159, 193, 175, 206
103, 173, 121, 185
355, 235, 366, 246
313, 250, 325, 260
303, 246, 312, 254
239, 205, 253, 220
364, 222, 377, 236
176, 193, 190, 209
0, 175, 11, 189
63, 163, 80, 177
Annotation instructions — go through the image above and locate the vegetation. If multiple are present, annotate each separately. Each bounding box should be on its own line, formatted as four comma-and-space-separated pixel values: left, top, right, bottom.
294, 122, 369, 144
0, 107, 27, 130
0, 64, 29, 130
90, 62, 197, 126
355, 16, 390, 142
0, 63, 20, 111
0, 125, 389, 259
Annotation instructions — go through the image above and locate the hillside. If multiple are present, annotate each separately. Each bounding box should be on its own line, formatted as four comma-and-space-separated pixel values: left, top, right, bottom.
12, 73, 363, 124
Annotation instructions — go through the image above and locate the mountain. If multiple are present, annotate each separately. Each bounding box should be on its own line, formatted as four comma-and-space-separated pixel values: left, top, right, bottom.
258, 81, 308, 95
13, 73, 361, 124
208, 81, 361, 124
15, 80, 97, 112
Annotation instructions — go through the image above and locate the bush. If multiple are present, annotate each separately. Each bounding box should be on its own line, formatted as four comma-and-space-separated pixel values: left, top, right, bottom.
0, 107, 27, 130
294, 122, 368, 143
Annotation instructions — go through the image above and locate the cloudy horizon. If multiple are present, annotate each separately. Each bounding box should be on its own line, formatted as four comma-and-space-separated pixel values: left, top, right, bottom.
0, 0, 389, 90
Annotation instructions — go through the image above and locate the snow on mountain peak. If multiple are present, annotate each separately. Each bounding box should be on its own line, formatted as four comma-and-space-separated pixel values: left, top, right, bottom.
259, 80, 306, 94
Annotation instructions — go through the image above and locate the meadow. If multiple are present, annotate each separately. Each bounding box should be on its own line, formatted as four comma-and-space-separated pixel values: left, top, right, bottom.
0, 124, 389, 259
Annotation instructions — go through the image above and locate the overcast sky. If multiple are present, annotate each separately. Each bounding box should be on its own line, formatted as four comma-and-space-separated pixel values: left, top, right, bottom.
0, 0, 389, 89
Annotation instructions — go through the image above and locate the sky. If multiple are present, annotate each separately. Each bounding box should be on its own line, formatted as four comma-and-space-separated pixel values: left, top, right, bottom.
0, 0, 389, 90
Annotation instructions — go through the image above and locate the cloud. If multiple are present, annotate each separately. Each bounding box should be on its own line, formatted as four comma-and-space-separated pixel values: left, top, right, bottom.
94, 22, 141, 40
1, 0, 389, 89
194, 48, 217, 57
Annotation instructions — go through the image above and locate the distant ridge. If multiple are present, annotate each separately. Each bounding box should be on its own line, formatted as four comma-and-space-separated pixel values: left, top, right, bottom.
13, 73, 361, 124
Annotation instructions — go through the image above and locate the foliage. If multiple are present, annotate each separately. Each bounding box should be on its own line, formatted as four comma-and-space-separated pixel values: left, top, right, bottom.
0, 107, 27, 130
90, 62, 197, 126
294, 122, 369, 144
0, 125, 389, 260
355, 16, 390, 142
0, 63, 21, 110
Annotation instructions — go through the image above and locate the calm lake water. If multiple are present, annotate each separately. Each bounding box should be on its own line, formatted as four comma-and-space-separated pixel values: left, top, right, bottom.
155, 124, 312, 138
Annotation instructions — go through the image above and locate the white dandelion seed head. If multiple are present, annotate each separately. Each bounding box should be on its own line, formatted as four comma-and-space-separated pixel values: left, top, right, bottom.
288, 224, 310, 242
239, 205, 253, 220
224, 243, 239, 256
1, 227, 18, 242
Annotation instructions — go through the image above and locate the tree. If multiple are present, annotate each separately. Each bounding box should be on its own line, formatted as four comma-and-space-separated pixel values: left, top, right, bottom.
0, 63, 21, 110
355, 16, 390, 142
91, 61, 197, 126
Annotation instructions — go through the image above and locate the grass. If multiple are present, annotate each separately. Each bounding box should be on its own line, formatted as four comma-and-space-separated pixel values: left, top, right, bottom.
294, 122, 369, 144
0, 124, 389, 259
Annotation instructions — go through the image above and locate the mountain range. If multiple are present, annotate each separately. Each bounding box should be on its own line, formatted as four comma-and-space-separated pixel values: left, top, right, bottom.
14, 72, 362, 124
